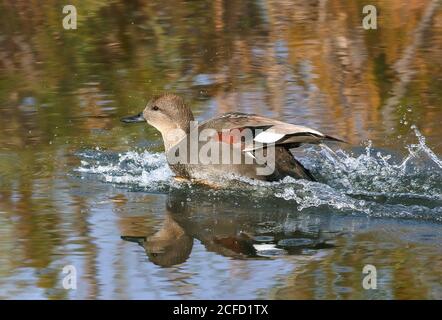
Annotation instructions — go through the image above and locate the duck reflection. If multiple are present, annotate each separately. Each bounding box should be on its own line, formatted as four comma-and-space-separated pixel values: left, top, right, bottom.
121, 213, 193, 267
121, 189, 337, 267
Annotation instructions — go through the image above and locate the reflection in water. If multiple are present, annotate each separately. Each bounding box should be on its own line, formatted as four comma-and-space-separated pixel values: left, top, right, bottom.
1, 0, 442, 151
115, 188, 442, 299
0, 0, 442, 299
122, 215, 194, 268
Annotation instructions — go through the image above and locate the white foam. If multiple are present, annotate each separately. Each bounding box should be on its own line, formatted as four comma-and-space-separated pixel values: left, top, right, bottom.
76, 150, 173, 189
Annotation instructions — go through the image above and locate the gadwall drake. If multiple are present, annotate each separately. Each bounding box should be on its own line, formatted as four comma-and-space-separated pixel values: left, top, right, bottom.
121, 94, 344, 182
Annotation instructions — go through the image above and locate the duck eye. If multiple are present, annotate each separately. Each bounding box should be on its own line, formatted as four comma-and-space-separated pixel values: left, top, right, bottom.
152, 105, 159, 111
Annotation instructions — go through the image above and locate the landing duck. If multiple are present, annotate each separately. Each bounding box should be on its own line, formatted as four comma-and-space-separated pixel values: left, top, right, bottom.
121, 94, 344, 182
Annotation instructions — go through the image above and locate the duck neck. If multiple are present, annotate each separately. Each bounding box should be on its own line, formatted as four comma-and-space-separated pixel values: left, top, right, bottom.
161, 122, 191, 152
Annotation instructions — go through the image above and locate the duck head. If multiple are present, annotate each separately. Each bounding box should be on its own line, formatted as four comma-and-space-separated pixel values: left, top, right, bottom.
121, 94, 194, 150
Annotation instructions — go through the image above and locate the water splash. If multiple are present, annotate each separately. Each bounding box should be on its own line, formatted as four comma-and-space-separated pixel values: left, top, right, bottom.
76, 150, 173, 191
404, 125, 442, 169
75, 127, 442, 221
305, 126, 442, 200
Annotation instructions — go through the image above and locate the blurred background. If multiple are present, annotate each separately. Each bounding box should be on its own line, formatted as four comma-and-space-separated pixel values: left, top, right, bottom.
0, 0, 441, 299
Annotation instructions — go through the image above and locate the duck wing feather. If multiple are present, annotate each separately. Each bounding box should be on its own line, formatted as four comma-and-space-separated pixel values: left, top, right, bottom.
199, 112, 345, 150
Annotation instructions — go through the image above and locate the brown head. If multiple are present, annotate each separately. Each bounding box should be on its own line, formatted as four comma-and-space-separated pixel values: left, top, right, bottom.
121, 94, 194, 150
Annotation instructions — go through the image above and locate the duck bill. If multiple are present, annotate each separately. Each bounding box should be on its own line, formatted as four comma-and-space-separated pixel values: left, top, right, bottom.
120, 112, 145, 123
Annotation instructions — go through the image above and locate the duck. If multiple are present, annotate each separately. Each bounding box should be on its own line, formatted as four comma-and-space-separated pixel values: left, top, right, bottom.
121, 93, 344, 182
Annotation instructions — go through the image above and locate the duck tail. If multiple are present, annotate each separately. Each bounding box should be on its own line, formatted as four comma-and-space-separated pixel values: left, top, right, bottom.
324, 135, 347, 144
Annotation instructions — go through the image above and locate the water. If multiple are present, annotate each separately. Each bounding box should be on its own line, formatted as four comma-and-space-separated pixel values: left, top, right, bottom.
1, 1, 442, 299
76, 126, 442, 220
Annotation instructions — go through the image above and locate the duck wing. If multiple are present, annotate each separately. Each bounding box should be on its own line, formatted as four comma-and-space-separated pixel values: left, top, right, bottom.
199, 112, 345, 150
